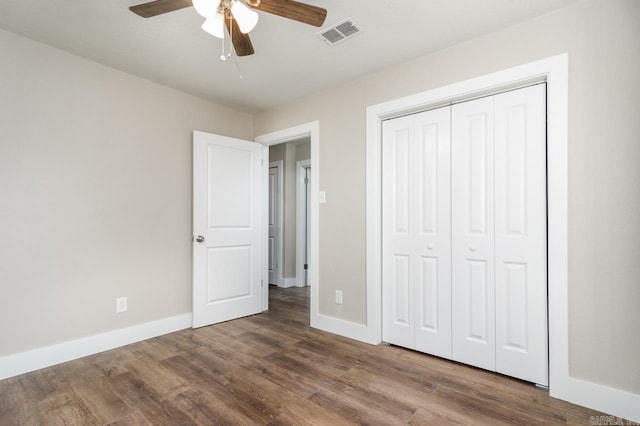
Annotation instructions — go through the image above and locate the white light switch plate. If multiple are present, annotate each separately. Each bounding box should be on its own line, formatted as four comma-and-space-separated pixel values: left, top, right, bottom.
116, 297, 127, 313
319, 190, 326, 204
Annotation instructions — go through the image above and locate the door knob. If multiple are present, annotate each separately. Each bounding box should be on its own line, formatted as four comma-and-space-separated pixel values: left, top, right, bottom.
195, 235, 205, 243
427, 244, 434, 250
469, 245, 477, 251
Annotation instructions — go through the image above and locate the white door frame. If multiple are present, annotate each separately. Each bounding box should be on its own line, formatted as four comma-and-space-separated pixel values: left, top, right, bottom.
255, 122, 319, 322
268, 161, 284, 286
366, 55, 570, 398
296, 159, 311, 287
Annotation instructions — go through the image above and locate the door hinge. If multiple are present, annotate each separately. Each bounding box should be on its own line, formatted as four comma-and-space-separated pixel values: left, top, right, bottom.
304, 177, 309, 185
304, 264, 308, 270
261, 279, 264, 287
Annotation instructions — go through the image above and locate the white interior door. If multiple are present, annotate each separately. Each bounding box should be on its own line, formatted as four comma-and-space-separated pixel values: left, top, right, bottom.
494, 84, 548, 385
451, 95, 496, 371
268, 165, 280, 285
382, 106, 452, 357
193, 131, 264, 328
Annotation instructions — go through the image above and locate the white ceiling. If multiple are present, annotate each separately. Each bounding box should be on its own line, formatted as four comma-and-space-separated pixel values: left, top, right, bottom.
0, 0, 579, 113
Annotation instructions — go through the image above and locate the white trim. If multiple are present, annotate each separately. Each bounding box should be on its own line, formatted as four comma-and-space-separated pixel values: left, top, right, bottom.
261, 145, 269, 310
0, 313, 192, 380
277, 277, 299, 288
268, 160, 284, 288
367, 55, 573, 402
255, 121, 320, 326
312, 313, 379, 345
565, 377, 640, 421
296, 159, 311, 287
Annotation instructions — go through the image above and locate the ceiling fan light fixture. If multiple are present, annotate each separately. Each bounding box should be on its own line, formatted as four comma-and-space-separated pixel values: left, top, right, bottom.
231, 0, 259, 34
201, 12, 225, 38
192, 0, 218, 18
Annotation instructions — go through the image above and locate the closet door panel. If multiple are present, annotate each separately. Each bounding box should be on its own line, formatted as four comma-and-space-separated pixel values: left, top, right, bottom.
382, 107, 451, 353
451, 96, 496, 371
382, 115, 415, 348
414, 108, 452, 358
494, 84, 548, 385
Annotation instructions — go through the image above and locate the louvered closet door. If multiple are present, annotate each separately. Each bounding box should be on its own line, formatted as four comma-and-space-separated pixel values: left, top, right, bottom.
451, 96, 496, 371
494, 84, 548, 385
382, 107, 452, 358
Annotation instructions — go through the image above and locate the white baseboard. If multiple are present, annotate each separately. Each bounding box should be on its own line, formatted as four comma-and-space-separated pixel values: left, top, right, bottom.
311, 312, 378, 345
0, 313, 192, 381
278, 278, 298, 288
562, 376, 640, 421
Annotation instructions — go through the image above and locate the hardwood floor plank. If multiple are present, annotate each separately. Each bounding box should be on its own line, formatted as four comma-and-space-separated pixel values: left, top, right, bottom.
309, 387, 412, 426
71, 383, 133, 425
106, 371, 194, 425
35, 392, 99, 425
0, 378, 41, 426
267, 396, 360, 426
408, 407, 464, 425
159, 354, 226, 385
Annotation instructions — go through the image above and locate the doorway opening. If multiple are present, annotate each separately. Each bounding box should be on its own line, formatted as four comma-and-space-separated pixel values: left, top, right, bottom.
268, 138, 311, 289
256, 121, 319, 326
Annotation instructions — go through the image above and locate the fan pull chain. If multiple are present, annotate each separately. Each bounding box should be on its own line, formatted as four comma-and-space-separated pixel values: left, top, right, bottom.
220, 13, 242, 79
220, 13, 232, 62
232, 57, 243, 79
227, 14, 233, 59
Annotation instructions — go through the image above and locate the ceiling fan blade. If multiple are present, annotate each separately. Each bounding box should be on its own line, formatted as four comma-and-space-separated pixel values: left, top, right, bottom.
225, 17, 255, 56
250, 0, 327, 27
129, 0, 192, 18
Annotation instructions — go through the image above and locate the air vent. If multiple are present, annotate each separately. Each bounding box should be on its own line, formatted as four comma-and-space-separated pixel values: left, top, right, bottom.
317, 18, 364, 45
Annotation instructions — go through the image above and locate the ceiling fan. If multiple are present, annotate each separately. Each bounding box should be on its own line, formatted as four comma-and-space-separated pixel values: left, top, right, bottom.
129, 0, 328, 57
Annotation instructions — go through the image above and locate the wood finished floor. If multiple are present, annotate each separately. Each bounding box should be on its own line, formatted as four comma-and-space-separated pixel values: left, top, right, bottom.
1, 286, 605, 425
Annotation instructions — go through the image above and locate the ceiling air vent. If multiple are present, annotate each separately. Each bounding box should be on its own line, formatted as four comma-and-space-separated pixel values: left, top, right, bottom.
317, 18, 364, 46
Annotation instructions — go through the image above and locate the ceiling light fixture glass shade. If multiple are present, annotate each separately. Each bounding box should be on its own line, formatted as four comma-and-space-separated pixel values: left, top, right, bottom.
201, 12, 225, 38
192, 0, 218, 18
231, 1, 259, 34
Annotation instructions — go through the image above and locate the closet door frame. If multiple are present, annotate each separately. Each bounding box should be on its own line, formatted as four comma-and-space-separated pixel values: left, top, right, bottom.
366, 54, 568, 400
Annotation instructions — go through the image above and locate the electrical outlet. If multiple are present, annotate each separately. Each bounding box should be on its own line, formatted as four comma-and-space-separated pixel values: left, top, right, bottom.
116, 297, 127, 313
335, 290, 343, 305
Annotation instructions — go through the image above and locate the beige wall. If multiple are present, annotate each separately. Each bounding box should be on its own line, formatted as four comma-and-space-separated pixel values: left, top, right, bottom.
0, 29, 253, 357
254, 0, 640, 394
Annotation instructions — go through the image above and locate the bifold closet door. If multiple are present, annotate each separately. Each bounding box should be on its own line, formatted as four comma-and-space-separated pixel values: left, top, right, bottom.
451, 84, 548, 384
494, 84, 548, 385
382, 107, 452, 358
451, 96, 496, 371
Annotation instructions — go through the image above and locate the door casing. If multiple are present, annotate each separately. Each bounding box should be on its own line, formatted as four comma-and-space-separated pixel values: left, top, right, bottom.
296, 159, 311, 287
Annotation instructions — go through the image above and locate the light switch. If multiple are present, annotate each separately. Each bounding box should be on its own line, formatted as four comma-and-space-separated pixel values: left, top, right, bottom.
319, 190, 326, 204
